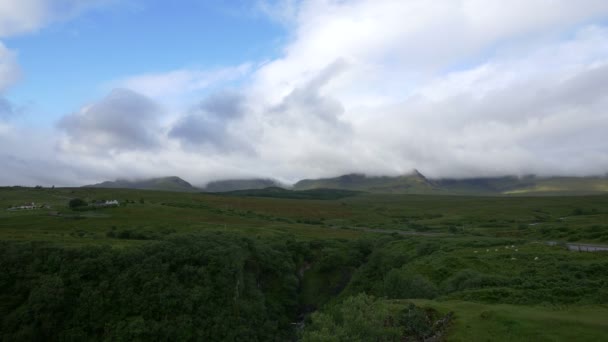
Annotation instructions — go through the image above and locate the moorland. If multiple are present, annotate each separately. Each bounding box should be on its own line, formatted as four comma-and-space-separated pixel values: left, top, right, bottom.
1, 185, 608, 341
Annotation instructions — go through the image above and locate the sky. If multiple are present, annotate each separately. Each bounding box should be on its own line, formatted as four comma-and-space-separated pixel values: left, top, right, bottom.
1, 0, 608, 186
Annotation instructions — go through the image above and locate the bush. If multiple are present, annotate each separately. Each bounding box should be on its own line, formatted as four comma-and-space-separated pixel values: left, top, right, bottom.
416, 242, 439, 256
383, 269, 438, 299
442, 269, 510, 293
302, 294, 400, 342
302, 294, 450, 342
68, 198, 87, 209
398, 303, 440, 340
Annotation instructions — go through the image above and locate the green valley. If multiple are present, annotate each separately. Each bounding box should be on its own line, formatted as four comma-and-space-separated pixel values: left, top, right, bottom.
1, 186, 607, 340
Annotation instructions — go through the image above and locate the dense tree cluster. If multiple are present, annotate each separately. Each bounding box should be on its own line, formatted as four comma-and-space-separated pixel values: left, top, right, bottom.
2, 231, 607, 340
0, 233, 305, 341
302, 294, 449, 342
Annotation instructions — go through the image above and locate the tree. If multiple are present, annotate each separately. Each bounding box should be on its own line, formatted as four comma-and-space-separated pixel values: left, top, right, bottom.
383, 270, 438, 299
302, 293, 400, 341
68, 198, 87, 209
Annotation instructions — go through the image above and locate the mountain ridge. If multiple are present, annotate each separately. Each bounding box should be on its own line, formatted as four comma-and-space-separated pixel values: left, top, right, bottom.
293, 171, 438, 193
202, 178, 282, 192
84, 176, 199, 192
84, 172, 608, 195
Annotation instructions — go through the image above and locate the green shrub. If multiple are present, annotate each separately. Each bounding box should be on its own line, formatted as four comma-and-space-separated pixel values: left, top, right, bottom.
383, 269, 438, 299
443, 269, 510, 293
416, 242, 439, 256
302, 294, 400, 342
68, 198, 87, 209
398, 303, 439, 340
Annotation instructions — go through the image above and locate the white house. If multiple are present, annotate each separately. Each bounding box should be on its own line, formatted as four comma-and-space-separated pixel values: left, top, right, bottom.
7, 202, 37, 211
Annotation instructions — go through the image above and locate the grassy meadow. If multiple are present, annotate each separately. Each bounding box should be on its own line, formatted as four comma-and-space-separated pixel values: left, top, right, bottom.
1, 186, 607, 340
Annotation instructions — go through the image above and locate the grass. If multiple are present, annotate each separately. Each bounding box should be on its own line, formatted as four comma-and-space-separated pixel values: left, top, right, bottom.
409, 300, 608, 341
2, 187, 608, 245
2, 186, 608, 340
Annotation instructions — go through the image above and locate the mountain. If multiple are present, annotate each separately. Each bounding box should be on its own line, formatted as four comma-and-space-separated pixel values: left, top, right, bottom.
293, 170, 438, 194
293, 172, 608, 195
499, 176, 608, 195
434, 175, 537, 194
84, 173, 608, 195
85, 176, 199, 192
202, 178, 283, 192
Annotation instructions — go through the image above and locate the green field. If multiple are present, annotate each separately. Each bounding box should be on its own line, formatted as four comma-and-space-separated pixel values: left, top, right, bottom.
409, 300, 608, 342
1, 186, 607, 340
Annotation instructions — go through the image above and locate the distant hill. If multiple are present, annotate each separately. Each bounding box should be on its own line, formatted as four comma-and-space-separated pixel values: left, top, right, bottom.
434, 176, 537, 194
202, 178, 283, 192
83, 173, 608, 195
498, 176, 608, 195
85, 176, 199, 192
293, 172, 608, 195
218, 187, 361, 200
433, 175, 608, 195
293, 170, 438, 194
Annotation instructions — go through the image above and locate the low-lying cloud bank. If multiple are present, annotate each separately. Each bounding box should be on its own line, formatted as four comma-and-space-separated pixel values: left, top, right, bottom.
2, 1, 608, 186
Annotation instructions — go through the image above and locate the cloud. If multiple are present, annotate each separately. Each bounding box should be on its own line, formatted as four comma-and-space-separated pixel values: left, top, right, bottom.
252, 0, 608, 104
168, 59, 353, 164
0, 0, 113, 37
236, 1, 608, 180
58, 89, 164, 154
353, 44, 608, 178
0, 0, 109, 128
262, 59, 351, 142
256, 0, 299, 26
115, 64, 252, 100
0, 42, 20, 92
0, 122, 103, 186
0, 96, 13, 119
8, 1, 608, 186
169, 91, 252, 152
0, 42, 20, 122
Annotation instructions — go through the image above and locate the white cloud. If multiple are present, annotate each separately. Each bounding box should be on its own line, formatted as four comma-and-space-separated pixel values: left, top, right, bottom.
115, 64, 253, 100
0, 0, 112, 37
7, 0, 608, 186
256, 0, 299, 26
234, 1, 608, 180
58, 89, 164, 154
0, 42, 20, 92
0, 42, 21, 121
253, 0, 608, 105
0, 0, 112, 127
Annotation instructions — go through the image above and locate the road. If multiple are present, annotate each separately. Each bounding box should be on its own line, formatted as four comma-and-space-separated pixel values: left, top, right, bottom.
547, 241, 608, 252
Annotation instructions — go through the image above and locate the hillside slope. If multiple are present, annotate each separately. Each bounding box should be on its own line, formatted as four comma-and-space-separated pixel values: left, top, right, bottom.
202, 178, 282, 192
293, 172, 608, 195
85, 176, 199, 192
293, 170, 438, 194
83, 173, 608, 195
